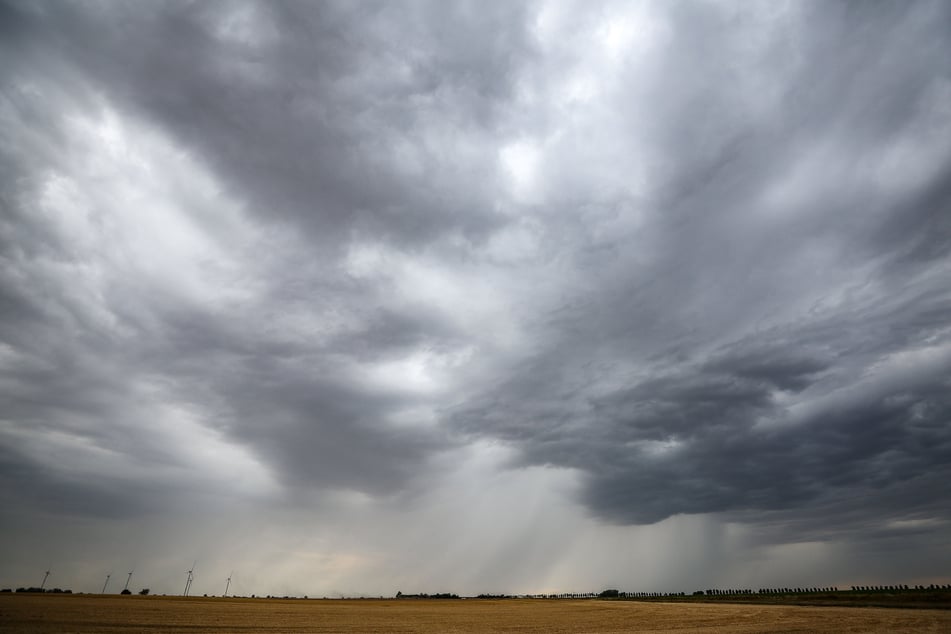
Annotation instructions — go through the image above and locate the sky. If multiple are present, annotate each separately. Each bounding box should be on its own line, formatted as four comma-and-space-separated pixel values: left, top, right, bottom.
1, 0, 950, 598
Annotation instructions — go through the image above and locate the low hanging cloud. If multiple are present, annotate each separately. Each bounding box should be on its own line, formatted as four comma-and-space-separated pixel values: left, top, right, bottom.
1, 0, 950, 594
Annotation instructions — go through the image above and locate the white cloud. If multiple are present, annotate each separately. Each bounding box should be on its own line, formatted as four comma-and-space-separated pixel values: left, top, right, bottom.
499, 139, 544, 205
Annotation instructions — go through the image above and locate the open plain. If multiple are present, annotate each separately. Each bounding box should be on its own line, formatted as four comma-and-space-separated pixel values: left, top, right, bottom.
2, 595, 951, 633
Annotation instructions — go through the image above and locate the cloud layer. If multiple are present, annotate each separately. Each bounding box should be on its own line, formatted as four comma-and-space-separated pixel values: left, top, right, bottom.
2, 0, 950, 595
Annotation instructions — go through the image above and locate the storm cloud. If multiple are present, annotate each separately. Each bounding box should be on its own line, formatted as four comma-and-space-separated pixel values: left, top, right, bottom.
1, 0, 950, 595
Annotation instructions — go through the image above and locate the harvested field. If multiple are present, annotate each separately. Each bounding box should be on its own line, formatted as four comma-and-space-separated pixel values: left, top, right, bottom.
2, 595, 951, 633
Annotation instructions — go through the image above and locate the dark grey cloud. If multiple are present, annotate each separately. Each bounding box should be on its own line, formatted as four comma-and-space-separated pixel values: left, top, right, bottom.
1, 0, 950, 594
446, 0, 951, 535
20, 0, 532, 249
1, 0, 493, 514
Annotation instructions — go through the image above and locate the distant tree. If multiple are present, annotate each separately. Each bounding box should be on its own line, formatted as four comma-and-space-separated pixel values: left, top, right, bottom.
121, 589, 132, 595
139, 589, 150, 595
599, 589, 620, 598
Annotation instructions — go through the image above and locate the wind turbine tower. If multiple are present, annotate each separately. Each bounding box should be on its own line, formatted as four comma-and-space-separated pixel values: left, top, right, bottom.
101, 573, 111, 594
183, 561, 196, 596
124, 570, 134, 592
40, 569, 51, 590
224, 571, 233, 598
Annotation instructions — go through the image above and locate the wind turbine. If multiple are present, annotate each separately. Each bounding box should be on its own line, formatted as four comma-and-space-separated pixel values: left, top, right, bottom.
124, 569, 134, 592
183, 561, 196, 596
101, 573, 112, 594
224, 571, 233, 598
40, 569, 51, 590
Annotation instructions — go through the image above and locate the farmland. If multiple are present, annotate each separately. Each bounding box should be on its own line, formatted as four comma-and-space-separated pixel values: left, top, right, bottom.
2, 594, 951, 633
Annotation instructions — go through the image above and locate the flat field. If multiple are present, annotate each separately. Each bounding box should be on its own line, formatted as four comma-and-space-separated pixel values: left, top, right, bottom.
2, 594, 951, 633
